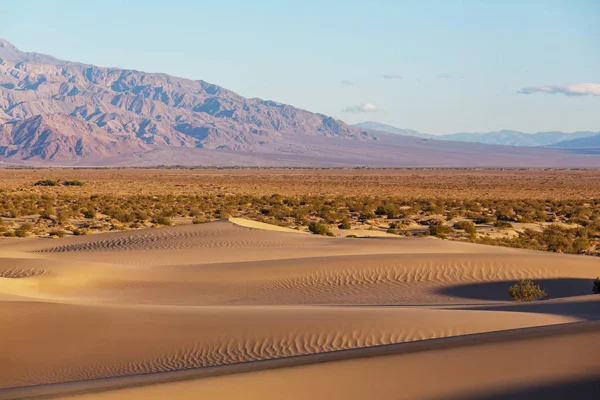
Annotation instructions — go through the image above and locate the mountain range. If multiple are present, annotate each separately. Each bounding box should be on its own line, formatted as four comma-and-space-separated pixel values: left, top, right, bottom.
1, 38, 600, 167
353, 122, 600, 148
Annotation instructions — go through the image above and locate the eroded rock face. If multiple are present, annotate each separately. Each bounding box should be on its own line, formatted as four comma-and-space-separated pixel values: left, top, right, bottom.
0, 39, 373, 162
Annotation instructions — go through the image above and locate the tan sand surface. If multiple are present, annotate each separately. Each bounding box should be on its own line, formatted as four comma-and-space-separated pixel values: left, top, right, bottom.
50, 322, 599, 400
1, 220, 599, 398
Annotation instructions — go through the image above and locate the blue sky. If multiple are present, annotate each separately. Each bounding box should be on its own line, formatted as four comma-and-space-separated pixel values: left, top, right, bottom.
1, 0, 599, 134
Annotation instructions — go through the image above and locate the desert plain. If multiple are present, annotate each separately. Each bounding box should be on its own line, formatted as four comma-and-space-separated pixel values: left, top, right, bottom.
1, 168, 599, 399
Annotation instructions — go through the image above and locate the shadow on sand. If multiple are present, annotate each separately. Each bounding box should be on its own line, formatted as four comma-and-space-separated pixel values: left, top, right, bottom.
439, 278, 595, 302
446, 375, 600, 400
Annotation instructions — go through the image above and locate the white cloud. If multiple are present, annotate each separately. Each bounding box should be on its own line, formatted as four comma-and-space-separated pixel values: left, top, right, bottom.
382, 74, 402, 80
340, 80, 354, 86
342, 103, 382, 113
517, 83, 600, 96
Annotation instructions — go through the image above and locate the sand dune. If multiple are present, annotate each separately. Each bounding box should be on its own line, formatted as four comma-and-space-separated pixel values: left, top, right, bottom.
1, 219, 599, 398
43, 322, 598, 400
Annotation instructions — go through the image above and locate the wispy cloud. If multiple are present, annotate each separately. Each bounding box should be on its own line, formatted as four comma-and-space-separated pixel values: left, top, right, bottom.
382, 74, 402, 80
340, 80, 355, 86
438, 73, 453, 80
342, 103, 382, 113
517, 83, 600, 96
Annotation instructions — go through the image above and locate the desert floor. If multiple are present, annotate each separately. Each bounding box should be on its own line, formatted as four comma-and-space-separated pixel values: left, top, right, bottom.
1, 218, 599, 399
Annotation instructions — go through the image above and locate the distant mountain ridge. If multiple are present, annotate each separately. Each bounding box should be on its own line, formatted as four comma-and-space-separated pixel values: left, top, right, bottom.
0, 38, 375, 163
551, 133, 600, 148
1, 38, 600, 167
354, 122, 599, 147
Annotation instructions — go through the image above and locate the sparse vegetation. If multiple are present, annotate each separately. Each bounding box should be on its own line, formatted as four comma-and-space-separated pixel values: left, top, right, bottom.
63, 180, 84, 186
427, 225, 453, 238
508, 279, 547, 302
494, 221, 513, 229
453, 220, 476, 235
309, 222, 333, 236
0, 169, 598, 255
593, 278, 600, 294
34, 179, 58, 187
153, 216, 173, 226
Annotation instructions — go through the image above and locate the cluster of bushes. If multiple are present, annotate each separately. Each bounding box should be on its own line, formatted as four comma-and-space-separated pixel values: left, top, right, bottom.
34, 180, 84, 187
473, 224, 597, 254
427, 225, 454, 238
1, 192, 599, 252
3, 193, 600, 227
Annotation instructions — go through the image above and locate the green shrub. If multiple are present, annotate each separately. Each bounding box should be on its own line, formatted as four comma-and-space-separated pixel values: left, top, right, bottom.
386, 228, 397, 234
593, 278, 600, 294
154, 216, 173, 226
34, 179, 58, 187
494, 221, 513, 229
49, 230, 66, 238
453, 220, 476, 234
474, 216, 496, 224
508, 280, 547, 302
427, 225, 453, 238
63, 180, 84, 186
338, 222, 351, 229
83, 208, 97, 219
309, 221, 333, 236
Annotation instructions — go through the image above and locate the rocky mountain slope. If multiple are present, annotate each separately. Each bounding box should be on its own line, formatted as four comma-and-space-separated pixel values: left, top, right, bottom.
0, 39, 373, 163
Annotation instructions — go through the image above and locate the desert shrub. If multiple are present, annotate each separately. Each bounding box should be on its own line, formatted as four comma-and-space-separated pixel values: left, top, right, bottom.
427, 225, 453, 238
83, 208, 97, 219
508, 280, 547, 302
192, 217, 210, 224
308, 221, 333, 236
63, 180, 84, 186
4, 231, 16, 237
34, 179, 58, 187
453, 220, 476, 234
572, 237, 591, 253
474, 216, 496, 224
346, 234, 358, 238
593, 278, 600, 294
359, 211, 376, 221
494, 221, 513, 229
72, 228, 88, 236
15, 222, 33, 238
49, 230, 66, 238
338, 220, 351, 229
386, 228, 397, 234
154, 216, 173, 226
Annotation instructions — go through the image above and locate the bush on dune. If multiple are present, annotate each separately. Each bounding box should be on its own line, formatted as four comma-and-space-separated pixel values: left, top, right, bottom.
308, 221, 333, 236
508, 279, 547, 302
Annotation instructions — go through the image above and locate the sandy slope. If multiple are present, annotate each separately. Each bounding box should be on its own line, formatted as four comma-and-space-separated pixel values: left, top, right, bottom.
1, 219, 599, 398
51, 322, 599, 400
